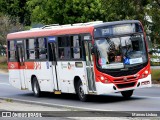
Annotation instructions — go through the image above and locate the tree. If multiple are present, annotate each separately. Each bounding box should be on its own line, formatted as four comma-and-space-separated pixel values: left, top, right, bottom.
147, 0, 160, 45
0, 14, 24, 46
0, 0, 31, 25
101, 0, 150, 23
27, 0, 105, 25
0, 0, 159, 45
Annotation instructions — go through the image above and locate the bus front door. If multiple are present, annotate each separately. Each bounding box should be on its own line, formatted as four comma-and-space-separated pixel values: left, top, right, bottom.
16, 43, 26, 89
83, 41, 96, 92
48, 42, 60, 93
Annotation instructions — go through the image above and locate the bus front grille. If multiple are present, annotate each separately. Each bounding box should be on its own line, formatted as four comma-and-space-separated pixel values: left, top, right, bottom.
113, 76, 137, 83
116, 82, 136, 89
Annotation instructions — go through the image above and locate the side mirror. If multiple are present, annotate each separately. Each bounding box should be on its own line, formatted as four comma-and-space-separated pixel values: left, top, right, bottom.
91, 47, 94, 54
148, 50, 152, 55
91, 46, 95, 55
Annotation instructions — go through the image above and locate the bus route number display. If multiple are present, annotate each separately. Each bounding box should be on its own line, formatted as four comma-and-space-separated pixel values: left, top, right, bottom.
101, 24, 135, 36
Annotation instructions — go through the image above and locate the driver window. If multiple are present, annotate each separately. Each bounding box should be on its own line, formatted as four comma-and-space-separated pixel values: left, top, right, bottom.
108, 38, 121, 63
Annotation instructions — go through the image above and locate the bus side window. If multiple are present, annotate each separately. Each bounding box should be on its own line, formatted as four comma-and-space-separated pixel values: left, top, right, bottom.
48, 43, 54, 61
58, 36, 70, 59
37, 38, 47, 59
26, 39, 36, 60
59, 48, 64, 59
70, 35, 81, 59
8, 41, 16, 61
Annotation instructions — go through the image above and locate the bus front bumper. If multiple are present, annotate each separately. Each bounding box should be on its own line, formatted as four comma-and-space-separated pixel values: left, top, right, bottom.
95, 74, 152, 95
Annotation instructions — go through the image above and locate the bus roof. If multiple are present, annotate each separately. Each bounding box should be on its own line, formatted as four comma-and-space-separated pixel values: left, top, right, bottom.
7, 20, 140, 40
7, 25, 94, 40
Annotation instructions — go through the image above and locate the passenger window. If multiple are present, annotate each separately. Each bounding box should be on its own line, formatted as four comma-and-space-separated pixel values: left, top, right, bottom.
38, 38, 47, 59
9, 50, 16, 60
26, 38, 47, 60
71, 35, 81, 59
58, 36, 70, 59
10, 41, 16, 50
26, 39, 36, 59
8, 41, 16, 60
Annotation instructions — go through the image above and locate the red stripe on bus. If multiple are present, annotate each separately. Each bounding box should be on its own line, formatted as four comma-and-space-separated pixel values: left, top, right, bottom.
25, 62, 34, 69
8, 62, 20, 69
8, 62, 35, 70
7, 26, 94, 40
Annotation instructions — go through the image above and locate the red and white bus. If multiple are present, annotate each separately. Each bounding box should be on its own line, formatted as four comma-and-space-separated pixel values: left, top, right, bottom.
7, 20, 151, 101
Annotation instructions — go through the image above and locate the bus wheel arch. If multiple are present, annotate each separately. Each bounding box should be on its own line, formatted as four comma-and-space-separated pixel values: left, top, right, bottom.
31, 75, 42, 97
31, 75, 36, 91
74, 76, 80, 93
74, 76, 88, 102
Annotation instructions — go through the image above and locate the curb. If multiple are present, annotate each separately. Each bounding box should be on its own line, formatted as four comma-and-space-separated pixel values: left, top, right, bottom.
0, 97, 82, 111
0, 97, 105, 111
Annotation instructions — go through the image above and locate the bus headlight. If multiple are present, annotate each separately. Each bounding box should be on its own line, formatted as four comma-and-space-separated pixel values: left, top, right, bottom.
144, 70, 149, 75
141, 70, 149, 78
97, 75, 110, 83
100, 76, 104, 80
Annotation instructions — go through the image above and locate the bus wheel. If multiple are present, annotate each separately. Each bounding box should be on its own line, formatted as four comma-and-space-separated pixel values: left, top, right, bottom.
76, 80, 87, 102
33, 77, 42, 97
121, 90, 133, 99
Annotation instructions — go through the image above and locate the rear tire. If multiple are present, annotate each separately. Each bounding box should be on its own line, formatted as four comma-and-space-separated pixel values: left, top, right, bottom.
76, 80, 88, 102
33, 77, 42, 97
121, 90, 133, 99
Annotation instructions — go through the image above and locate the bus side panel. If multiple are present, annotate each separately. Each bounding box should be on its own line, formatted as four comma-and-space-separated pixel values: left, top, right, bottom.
25, 62, 55, 92
9, 70, 21, 89
8, 62, 22, 89
57, 61, 88, 94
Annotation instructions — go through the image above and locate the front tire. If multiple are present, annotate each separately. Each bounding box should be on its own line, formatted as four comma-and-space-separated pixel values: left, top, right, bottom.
76, 80, 88, 102
33, 77, 42, 97
121, 90, 133, 99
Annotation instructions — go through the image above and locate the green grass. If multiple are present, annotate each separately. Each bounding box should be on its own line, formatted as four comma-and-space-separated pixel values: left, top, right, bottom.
0, 63, 8, 69
0, 56, 8, 70
151, 69, 160, 84
5, 99, 13, 102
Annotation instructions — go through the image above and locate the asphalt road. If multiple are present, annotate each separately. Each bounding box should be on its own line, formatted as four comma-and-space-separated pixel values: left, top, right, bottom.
0, 73, 160, 111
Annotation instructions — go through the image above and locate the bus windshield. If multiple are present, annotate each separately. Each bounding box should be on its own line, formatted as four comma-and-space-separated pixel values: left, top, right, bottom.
95, 34, 147, 69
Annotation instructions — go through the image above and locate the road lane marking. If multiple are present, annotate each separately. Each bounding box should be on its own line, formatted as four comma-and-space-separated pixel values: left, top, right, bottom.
0, 83, 10, 86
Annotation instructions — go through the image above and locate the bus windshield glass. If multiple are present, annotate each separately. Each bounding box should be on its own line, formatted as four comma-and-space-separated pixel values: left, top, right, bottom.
95, 33, 147, 69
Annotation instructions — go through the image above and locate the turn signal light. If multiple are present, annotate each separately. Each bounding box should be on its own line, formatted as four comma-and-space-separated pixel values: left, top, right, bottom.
141, 70, 149, 78
104, 80, 108, 83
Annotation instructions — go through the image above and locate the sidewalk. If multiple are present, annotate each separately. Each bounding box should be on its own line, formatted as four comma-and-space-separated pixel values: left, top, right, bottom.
0, 99, 69, 111
0, 99, 130, 120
